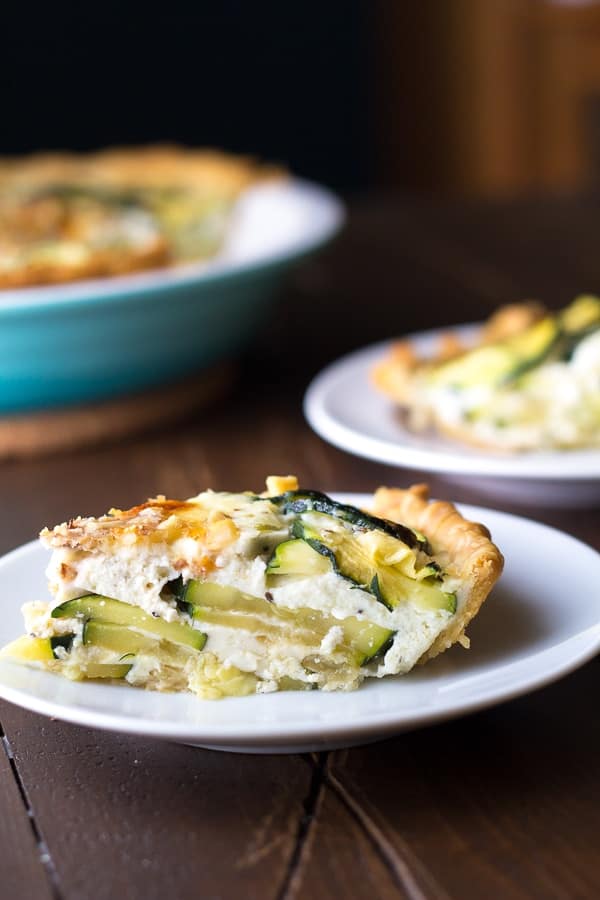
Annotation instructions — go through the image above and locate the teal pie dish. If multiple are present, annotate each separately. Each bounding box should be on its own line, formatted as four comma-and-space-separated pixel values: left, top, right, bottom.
0, 179, 344, 412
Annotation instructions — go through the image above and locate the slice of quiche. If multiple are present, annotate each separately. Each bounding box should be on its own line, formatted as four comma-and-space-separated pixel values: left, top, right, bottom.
1, 477, 503, 698
0, 146, 280, 287
373, 295, 600, 451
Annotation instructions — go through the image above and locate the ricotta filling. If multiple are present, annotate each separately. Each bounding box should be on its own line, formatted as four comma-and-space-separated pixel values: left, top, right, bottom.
44, 536, 455, 685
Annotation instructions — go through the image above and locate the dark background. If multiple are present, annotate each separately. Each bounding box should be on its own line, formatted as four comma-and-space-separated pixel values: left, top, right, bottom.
4, 1, 600, 197
2, 1, 375, 191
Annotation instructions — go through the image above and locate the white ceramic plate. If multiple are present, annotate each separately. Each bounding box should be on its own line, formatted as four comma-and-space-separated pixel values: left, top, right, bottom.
304, 328, 600, 507
0, 496, 598, 753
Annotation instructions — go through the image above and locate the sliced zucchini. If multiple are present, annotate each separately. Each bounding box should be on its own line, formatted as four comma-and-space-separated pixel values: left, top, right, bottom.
191, 608, 331, 654
192, 605, 385, 666
188, 584, 341, 638
51, 595, 206, 651
283, 523, 455, 613
266, 538, 332, 576
338, 616, 395, 664
560, 295, 600, 335
559, 295, 600, 358
416, 562, 442, 581
82, 662, 132, 679
183, 580, 395, 668
432, 316, 560, 389
508, 317, 561, 381
434, 345, 519, 389
372, 572, 456, 613
269, 490, 425, 550
184, 581, 267, 615
278, 676, 316, 691
83, 619, 194, 668
190, 585, 332, 645
192, 607, 274, 632
83, 620, 160, 655
267, 490, 454, 612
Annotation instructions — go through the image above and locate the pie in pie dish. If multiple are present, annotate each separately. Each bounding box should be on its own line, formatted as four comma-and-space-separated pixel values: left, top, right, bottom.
1, 476, 503, 698
0, 146, 278, 287
373, 295, 600, 451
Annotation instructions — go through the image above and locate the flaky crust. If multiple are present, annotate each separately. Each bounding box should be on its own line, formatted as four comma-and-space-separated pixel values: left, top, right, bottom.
371, 484, 503, 663
0, 146, 280, 195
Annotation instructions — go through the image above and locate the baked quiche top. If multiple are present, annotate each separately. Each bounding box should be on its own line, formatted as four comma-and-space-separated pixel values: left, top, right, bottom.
0, 145, 280, 288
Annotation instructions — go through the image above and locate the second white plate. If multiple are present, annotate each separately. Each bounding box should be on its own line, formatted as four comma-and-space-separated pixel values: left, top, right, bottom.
0, 497, 598, 752
304, 328, 600, 507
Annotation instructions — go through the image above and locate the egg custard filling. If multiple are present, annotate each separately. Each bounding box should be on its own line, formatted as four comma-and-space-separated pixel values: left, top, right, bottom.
373, 295, 600, 451
1, 477, 502, 698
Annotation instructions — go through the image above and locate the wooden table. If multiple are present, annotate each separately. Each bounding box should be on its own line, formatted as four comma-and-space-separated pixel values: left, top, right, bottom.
1, 194, 599, 900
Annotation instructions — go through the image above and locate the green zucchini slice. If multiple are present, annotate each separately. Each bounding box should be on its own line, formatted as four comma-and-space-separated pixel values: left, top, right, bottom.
266, 516, 455, 613
265, 538, 332, 576
269, 490, 425, 550
265, 489, 454, 611
83, 620, 160, 655
52, 595, 206, 651
432, 316, 560, 389
182, 580, 395, 667
83, 662, 133, 679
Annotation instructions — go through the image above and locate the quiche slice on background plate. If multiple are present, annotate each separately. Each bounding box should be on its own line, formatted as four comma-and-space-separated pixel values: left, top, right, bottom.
373, 295, 600, 453
0, 145, 280, 287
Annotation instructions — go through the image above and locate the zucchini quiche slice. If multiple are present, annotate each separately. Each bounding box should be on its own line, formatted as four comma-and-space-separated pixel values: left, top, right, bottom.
0, 146, 279, 287
373, 295, 600, 451
1, 477, 503, 698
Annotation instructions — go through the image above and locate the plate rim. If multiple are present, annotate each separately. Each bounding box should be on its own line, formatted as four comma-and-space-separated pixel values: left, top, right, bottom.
0, 498, 598, 747
303, 330, 600, 481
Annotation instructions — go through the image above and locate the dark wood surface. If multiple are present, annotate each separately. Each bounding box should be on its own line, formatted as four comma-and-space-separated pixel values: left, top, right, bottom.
1, 193, 599, 900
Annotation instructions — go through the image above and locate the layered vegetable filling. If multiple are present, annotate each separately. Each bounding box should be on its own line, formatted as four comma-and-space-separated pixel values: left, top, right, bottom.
0, 183, 233, 279
416, 295, 600, 450
3, 487, 460, 698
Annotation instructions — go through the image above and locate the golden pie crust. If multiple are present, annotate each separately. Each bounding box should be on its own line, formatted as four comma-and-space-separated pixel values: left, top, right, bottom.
372, 483, 504, 662
0, 145, 277, 194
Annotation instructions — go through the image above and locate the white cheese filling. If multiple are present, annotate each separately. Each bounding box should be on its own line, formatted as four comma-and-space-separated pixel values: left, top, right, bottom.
424, 329, 600, 449
45, 539, 456, 683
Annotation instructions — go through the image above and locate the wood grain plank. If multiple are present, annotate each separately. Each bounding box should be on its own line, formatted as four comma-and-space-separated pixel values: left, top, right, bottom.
391, 194, 600, 308
1, 703, 312, 900
287, 779, 403, 900
0, 722, 56, 900
330, 658, 600, 900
